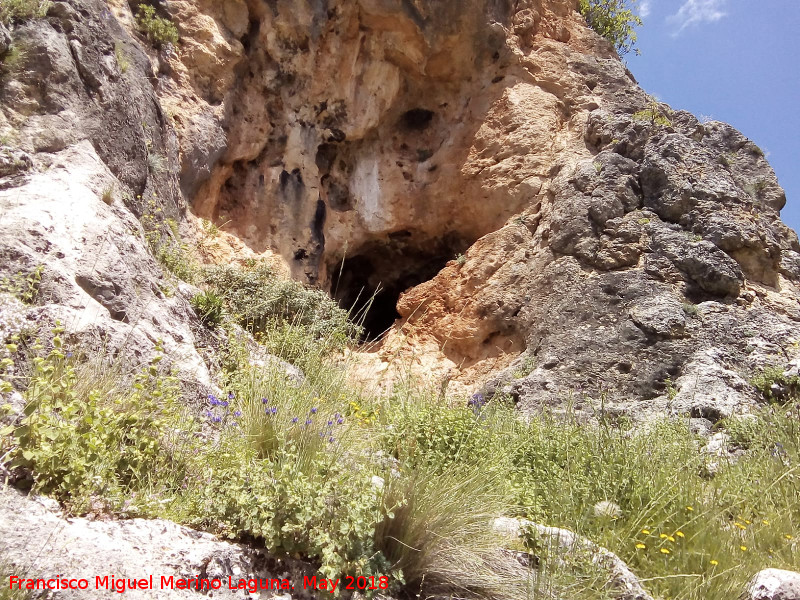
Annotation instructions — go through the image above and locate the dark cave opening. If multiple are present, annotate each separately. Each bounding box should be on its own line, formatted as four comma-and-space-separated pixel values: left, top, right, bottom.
400, 108, 435, 131
329, 232, 469, 341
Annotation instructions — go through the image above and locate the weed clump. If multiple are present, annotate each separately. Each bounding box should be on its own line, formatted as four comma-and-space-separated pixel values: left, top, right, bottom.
0, 0, 49, 26
135, 5, 178, 48
579, 0, 642, 56
201, 262, 361, 364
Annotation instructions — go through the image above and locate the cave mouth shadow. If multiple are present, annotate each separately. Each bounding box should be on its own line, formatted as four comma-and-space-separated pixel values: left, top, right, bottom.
329, 232, 470, 342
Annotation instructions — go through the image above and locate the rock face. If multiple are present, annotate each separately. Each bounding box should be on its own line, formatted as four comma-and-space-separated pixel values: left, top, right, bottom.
746, 569, 800, 600
0, 485, 313, 600
1, 0, 799, 418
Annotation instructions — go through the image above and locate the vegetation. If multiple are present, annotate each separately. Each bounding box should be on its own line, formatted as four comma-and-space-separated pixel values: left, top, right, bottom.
578, 0, 642, 57
750, 365, 800, 404
200, 262, 361, 366
1, 230, 798, 600
633, 101, 672, 127
0, 0, 49, 26
190, 290, 224, 327
135, 4, 179, 48
113, 41, 130, 74
1, 311, 798, 600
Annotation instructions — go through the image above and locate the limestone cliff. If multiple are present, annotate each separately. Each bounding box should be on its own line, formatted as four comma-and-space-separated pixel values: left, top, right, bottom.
1, 0, 799, 420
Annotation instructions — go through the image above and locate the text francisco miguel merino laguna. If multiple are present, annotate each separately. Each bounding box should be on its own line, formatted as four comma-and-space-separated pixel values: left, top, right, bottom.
8, 574, 392, 594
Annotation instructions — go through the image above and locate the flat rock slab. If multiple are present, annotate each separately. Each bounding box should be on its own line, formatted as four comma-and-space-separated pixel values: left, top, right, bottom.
0, 485, 310, 599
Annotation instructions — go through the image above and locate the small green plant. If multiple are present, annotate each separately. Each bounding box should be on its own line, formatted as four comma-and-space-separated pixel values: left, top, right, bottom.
141, 202, 198, 283
682, 302, 699, 317
455, 253, 467, 266
0, 266, 42, 305
750, 365, 800, 404
717, 152, 736, 168
3, 333, 185, 510
632, 100, 672, 127
190, 290, 224, 327
114, 41, 130, 74
201, 262, 361, 363
0, 44, 27, 77
578, 0, 642, 56
0, 0, 50, 26
135, 4, 179, 47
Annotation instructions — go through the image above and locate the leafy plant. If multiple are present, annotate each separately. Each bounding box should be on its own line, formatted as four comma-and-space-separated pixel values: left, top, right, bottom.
579, 0, 642, 56
750, 365, 800, 404
114, 41, 130, 74
3, 333, 185, 511
0, 266, 42, 305
190, 290, 223, 327
0, 0, 50, 26
632, 101, 672, 127
201, 262, 361, 361
135, 4, 178, 48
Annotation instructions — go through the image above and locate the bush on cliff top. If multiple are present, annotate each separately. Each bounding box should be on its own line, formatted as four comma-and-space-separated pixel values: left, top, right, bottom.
579, 0, 642, 56
0, 0, 50, 26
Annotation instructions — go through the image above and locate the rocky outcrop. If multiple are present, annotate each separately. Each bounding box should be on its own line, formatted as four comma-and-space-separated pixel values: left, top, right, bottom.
0, 484, 312, 600
1, 0, 799, 417
493, 517, 653, 600
152, 0, 800, 417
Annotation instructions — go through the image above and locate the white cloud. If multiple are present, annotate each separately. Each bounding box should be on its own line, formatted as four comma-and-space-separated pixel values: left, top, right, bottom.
668, 0, 728, 33
639, 0, 652, 19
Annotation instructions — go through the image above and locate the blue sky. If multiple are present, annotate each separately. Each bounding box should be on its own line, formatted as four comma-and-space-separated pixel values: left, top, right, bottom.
625, 0, 800, 235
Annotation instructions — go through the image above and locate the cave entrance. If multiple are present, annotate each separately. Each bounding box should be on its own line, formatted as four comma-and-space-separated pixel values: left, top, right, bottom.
329, 232, 469, 342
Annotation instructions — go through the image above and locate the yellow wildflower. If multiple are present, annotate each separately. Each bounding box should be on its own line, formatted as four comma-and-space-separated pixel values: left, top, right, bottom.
686, 506, 694, 511
660, 548, 670, 554
659, 534, 668, 539
762, 520, 770, 525
734, 522, 747, 530
667, 536, 676, 542
675, 531, 685, 538
740, 546, 748, 551
710, 560, 719, 566
745, 520, 752, 525
641, 529, 651, 535
785, 534, 794, 540
635, 543, 646, 549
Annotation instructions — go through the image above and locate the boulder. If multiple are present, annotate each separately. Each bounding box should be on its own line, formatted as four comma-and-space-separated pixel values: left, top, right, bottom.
746, 569, 800, 600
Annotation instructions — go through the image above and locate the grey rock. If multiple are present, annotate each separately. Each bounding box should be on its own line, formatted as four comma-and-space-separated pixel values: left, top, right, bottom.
0, 22, 10, 55
0, 484, 316, 600
629, 294, 686, 338
493, 517, 654, 600
746, 569, 800, 600
780, 251, 800, 279
667, 349, 755, 422
0, 141, 214, 393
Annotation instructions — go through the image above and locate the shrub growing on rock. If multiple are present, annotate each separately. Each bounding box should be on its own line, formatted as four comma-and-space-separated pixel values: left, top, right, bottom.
135, 4, 178, 48
201, 262, 361, 360
579, 0, 642, 56
0, 0, 50, 26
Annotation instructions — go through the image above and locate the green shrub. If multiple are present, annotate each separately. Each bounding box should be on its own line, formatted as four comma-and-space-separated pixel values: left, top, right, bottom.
2, 333, 186, 512
201, 262, 361, 358
0, 0, 49, 26
750, 365, 800, 404
135, 5, 178, 47
579, 0, 642, 56
190, 290, 223, 326
0, 265, 42, 305
632, 105, 672, 127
